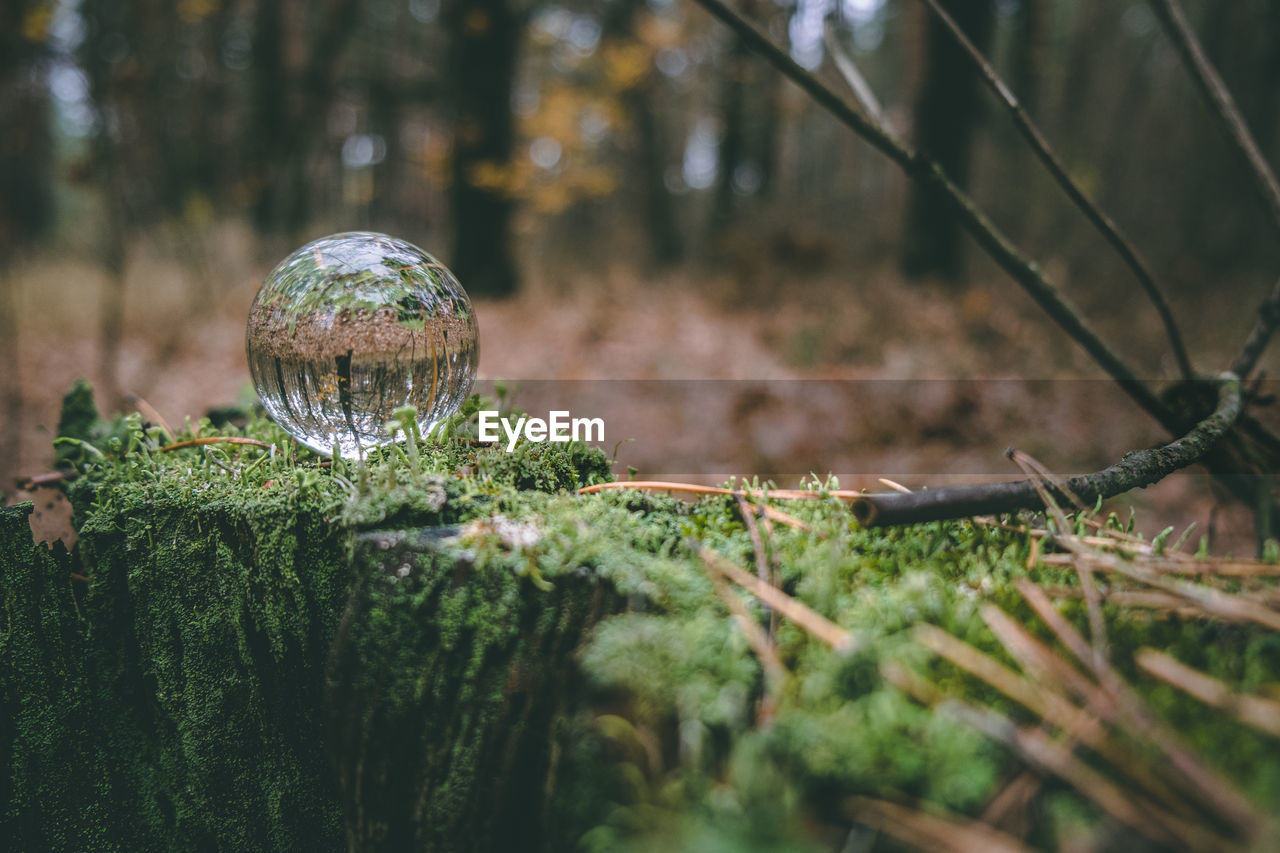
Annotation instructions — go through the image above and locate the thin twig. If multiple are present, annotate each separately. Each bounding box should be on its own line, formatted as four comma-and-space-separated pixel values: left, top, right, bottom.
1232, 275, 1280, 379
698, 551, 787, 713
694, 542, 858, 653
690, 0, 1183, 436
823, 28, 889, 131
1007, 449, 1089, 514
735, 492, 771, 586
579, 480, 825, 532
579, 480, 843, 500
884, 655, 1225, 845
1006, 448, 1073, 533
980, 768, 1041, 830
1103, 559, 1280, 632
16, 471, 72, 489
202, 446, 237, 475
1041, 585, 1203, 617
916, 0, 1192, 380
1137, 648, 1280, 738
126, 392, 175, 441
945, 704, 1229, 850
1017, 579, 1267, 838
1037, 547, 1280, 578
844, 795, 1030, 853
158, 436, 275, 452
1016, 579, 1096, 673
1004, 452, 1113, 664
757, 504, 818, 536
980, 605, 1102, 712
1149, 0, 1280, 238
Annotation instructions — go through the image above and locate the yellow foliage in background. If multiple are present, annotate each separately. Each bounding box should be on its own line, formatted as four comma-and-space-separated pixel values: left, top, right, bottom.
178, 0, 220, 24
22, 4, 53, 43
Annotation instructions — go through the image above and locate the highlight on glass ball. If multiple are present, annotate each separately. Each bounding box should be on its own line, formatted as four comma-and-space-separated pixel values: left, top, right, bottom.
246, 232, 478, 457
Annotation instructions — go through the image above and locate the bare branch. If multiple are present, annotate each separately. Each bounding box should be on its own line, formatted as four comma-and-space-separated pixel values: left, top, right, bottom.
822, 28, 888, 132
1232, 275, 1280, 379
917, 0, 1193, 380
1149, 0, 1280, 239
849, 374, 1240, 527
689, 0, 1183, 435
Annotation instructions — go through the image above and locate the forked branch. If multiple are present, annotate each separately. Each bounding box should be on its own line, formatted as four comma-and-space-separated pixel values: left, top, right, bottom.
690, 0, 1184, 436
917, 0, 1193, 381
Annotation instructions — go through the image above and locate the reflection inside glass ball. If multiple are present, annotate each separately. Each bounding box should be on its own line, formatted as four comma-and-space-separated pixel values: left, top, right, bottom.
245, 231, 478, 457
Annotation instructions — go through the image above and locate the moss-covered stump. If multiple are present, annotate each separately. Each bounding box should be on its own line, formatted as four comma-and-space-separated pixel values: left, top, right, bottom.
7, 383, 1280, 851
69, 464, 353, 849
1, 385, 618, 851
328, 529, 618, 850
1, 504, 102, 851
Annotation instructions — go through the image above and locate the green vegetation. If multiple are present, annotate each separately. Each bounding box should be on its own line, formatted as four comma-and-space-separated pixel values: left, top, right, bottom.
3, 383, 1279, 851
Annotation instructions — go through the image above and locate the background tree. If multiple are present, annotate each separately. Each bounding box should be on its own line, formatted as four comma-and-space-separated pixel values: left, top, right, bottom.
0, 0, 53, 487
445, 0, 527, 297
901, 0, 996, 280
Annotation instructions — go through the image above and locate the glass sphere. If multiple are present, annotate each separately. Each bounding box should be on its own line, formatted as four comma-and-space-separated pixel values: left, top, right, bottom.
246, 232, 478, 457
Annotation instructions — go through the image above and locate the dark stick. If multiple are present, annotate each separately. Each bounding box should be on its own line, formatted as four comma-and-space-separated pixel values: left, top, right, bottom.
689, 0, 1183, 437
1231, 275, 1280, 380
1148, 0, 1280, 239
917, 0, 1193, 381
850, 375, 1241, 527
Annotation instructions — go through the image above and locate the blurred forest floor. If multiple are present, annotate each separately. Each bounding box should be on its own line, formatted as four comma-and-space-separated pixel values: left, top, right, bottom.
6, 219, 1274, 554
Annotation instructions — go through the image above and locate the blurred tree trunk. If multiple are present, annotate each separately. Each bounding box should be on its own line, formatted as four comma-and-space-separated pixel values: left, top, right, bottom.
0, 9, 53, 249
712, 35, 749, 232
249, 0, 287, 233
901, 0, 995, 280
713, 0, 787, 232
1196, 0, 1280, 262
0, 0, 53, 487
602, 0, 682, 268
251, 0, 360, 238
756, 0, 792, 200
446, 0, 525, 297
1006, 0, 1047, 243
368, 74, 401, 231
82, 0, 136, 409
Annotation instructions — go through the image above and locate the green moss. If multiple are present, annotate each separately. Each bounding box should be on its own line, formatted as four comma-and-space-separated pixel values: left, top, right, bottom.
4, 385, 1280, 851
1, 503, 110, 850
328, 528, 620, 850
4, 389, 618, 850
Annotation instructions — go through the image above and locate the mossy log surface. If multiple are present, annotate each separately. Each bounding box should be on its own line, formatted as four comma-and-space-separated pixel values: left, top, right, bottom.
5, 382, 1280, 851
329, 529, 618, 850
2, 384, 618, 851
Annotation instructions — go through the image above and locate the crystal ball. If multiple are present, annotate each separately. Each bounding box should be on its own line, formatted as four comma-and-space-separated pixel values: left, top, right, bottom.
246, 232, 478, 457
